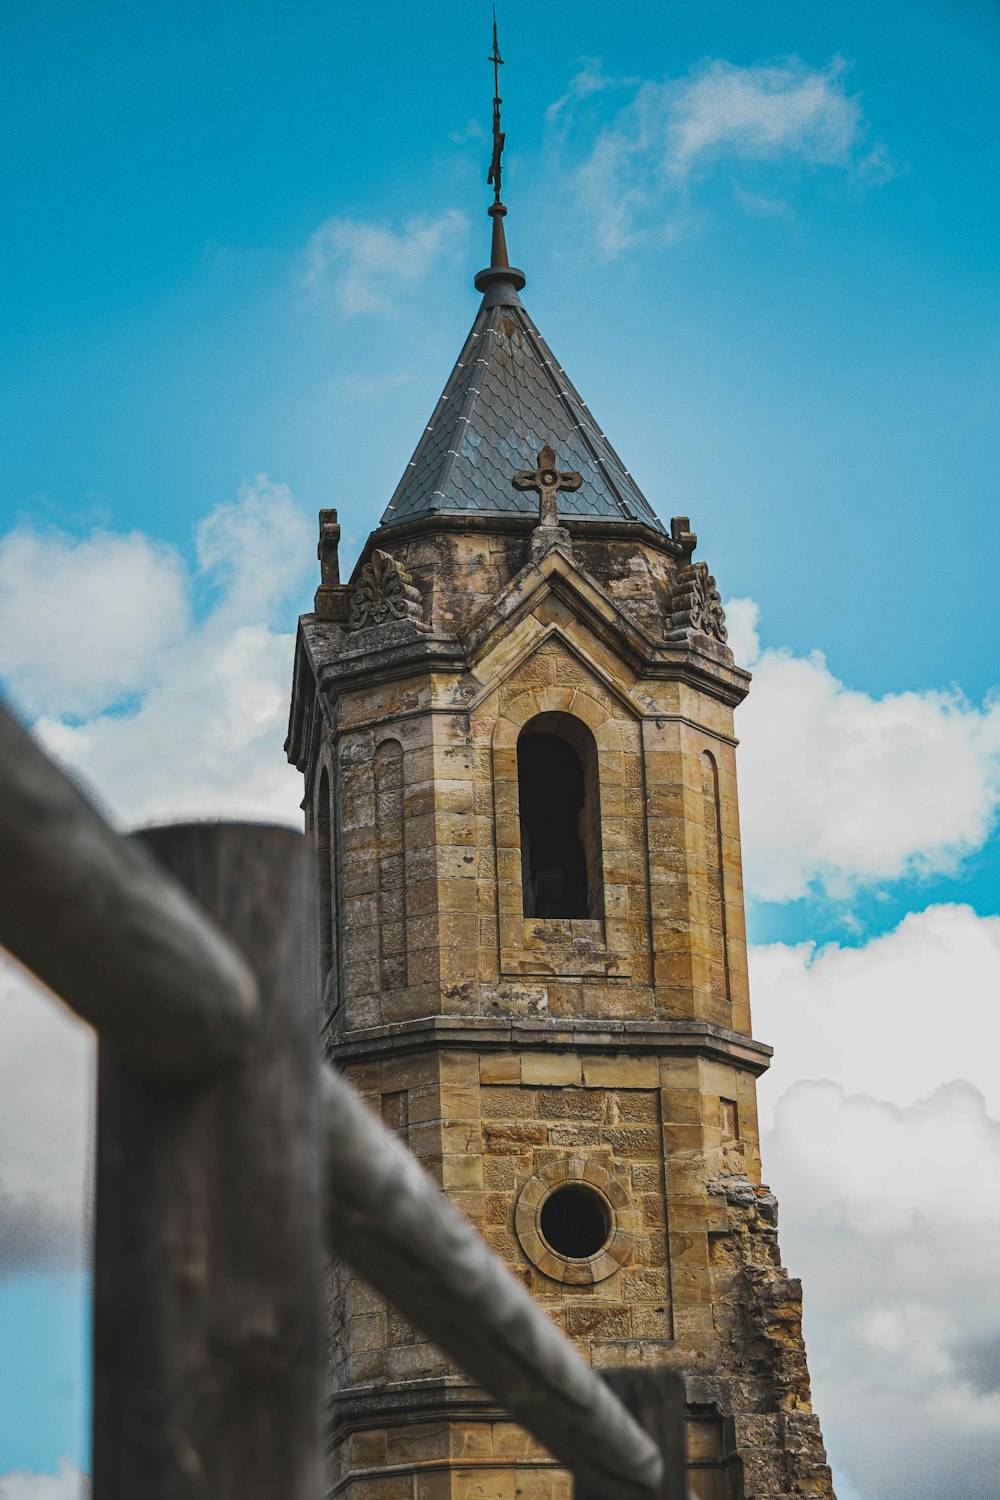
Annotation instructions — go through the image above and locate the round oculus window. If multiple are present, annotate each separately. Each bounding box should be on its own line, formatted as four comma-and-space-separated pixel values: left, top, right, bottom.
514, 1159, 636, 1285
539, 1183, 610, 1259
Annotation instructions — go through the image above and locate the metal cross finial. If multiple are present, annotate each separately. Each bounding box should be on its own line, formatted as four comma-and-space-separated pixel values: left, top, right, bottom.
513, 444, 583, 527
487, 14, 505, 204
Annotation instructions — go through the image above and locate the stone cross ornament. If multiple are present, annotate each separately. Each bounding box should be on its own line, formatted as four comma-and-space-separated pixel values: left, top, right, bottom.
512, 444, 583, 527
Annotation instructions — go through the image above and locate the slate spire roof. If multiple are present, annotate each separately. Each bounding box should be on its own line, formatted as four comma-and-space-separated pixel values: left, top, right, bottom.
379, 211, 664, 533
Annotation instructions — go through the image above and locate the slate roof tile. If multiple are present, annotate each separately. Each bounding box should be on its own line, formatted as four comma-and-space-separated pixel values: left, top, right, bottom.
380, 296, 664, 532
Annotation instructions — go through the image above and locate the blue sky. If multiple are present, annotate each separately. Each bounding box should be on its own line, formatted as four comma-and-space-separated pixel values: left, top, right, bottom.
0, 1278, 89, 1474
5, 0, 998, 706
1, 4, 999, 1498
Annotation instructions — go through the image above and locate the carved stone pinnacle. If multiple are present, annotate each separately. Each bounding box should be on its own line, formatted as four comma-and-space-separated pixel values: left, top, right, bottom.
668, 561, 728, 645
348, 549, 427, 633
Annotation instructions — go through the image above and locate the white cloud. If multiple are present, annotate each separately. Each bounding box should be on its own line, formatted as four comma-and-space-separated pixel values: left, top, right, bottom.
545, 58, 638, 124
729, 179, 797, 225
18, 476, 312, 829
301, 209, 469, 315
554, 56, 888, 257
0, 960, 92, 1279
730, 603, 1000, 902
449, 117, 486, 145
0, 1461, 88, 1500
750, 906, 1000, 1498
669, 57, 862, 176
719, 594, 760, 666
0, 528, 188, 718
0, 478, 311, 1292
762, 1081, 1000, 1500
37, 621, 303, 828
751, 903, 1000, 1121
194, 476, 313, 624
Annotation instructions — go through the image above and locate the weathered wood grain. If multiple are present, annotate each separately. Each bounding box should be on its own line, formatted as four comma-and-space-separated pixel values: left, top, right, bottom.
0, 692, 680, 1500
93, 824, 324, 1500
0, 701, 257, 1083
575, 1370, 688, 1500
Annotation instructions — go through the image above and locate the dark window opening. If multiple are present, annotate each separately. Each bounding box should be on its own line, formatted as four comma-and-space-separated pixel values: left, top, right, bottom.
517, 715, 601, 919
540, 1184, 610, 1259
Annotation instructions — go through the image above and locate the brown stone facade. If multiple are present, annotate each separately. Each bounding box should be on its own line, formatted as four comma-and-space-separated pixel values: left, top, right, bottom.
288, 512, 835, 1500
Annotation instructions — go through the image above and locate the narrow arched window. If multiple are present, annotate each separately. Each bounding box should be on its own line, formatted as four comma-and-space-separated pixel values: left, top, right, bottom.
701, 749, 731, 1008
375, 739, 407, 989
517, 713, 602, 919
317, 766, 334, 991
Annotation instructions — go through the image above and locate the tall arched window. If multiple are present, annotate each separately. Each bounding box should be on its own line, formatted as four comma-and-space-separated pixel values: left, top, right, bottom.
375, 739, 407, 989
701, 749, 731, 1008
517, 713, 602, 919
317, 766, 334, 996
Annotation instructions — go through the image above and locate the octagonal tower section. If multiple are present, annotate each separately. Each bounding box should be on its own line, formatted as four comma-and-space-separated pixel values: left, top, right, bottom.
286, 245, 834, 1500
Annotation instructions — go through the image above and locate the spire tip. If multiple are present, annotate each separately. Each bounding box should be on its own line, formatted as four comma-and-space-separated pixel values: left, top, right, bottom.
475, 15, 525, 301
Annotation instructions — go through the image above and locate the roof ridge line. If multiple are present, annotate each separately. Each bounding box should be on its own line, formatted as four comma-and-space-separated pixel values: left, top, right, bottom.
381, 306, 488, 524
516, 309, 647, 525
425, 306, 495, 516
378, 288, 665, 533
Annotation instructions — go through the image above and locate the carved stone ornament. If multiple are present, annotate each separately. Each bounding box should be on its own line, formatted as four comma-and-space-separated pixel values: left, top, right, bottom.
348, 549, 426, 631
512, 443, 582, 528
669, 561, 728, 643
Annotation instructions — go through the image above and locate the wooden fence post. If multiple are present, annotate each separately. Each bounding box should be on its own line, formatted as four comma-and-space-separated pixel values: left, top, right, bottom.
574, 1370, 688, 1500
92, 823, 323, 1500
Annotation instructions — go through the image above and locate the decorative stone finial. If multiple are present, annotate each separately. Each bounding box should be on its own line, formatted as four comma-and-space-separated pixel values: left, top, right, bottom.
512, 444, 583, 528
669, 515, 697, 560
314, 508, 348, 621
348, 549, 427, 633
668, 561, 728, 644
317, 509, 340, 585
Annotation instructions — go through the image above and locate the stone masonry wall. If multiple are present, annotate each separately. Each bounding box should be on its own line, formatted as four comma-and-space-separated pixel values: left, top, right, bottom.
316, 638, 749, 1039
324, 1044, 837, 1500
295, 523, 834, 1500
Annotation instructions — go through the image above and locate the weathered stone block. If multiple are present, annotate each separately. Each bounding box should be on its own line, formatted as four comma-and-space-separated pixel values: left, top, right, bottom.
565, 1303, 632, 1338
481, 1086, 535, 1119
520, 1053, 581, 1085
535, 1087, 604, 1121
582, 1055, 658, 1087
479, 1054, 520, 1085
483, 1122, 547, 1153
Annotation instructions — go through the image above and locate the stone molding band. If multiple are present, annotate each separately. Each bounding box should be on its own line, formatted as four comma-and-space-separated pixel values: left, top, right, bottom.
329, 1015, 773, 1074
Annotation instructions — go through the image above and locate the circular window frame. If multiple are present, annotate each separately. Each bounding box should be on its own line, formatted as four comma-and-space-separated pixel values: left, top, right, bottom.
515, 1158, 636, 1285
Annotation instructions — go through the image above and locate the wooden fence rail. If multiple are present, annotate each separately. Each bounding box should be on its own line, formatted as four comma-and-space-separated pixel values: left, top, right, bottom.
0, 698, 686, 1500
0, 706, 257, 1083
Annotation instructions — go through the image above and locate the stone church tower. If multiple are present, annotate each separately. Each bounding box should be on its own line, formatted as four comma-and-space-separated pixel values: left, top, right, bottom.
286, 201, 835, 1500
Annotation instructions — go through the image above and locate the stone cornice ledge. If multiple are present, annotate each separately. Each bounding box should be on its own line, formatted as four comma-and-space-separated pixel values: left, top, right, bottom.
331, 1376, 506, 1431
330, 1014, 773, 1074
